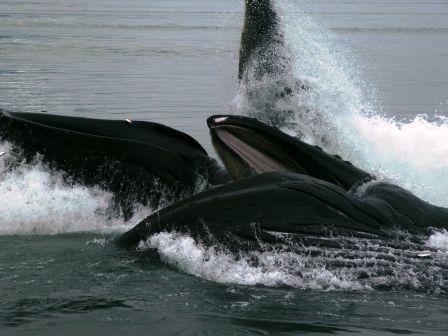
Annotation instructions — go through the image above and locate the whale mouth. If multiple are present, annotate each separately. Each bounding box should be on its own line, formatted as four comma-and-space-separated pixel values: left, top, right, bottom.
209, 117, 304, 181
214, 127, 290, 175
208, 114, 371, 189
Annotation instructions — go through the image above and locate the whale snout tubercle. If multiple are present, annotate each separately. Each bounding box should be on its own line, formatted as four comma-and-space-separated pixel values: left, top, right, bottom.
213, 117, 228, 124
207, 116, 228, 129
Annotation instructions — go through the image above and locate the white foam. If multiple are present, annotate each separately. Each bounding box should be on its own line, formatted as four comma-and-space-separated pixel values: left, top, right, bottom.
142, 232, 368, 290
142, 231, 448, 291
0, 146, 150, 235
426, 230, 448, 253
355, 115, 448, 168
352, 114, 448, 205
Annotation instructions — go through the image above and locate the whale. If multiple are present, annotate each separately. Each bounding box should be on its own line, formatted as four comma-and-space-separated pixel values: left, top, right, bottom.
238, 0, 313, 132
239, 0, 286, 81
0, 109, 230, 215
2, 0, 446, 254
118, 171, 448, 250
118, 115, 448, 249
208, 114, 371, 191
2, 109, 446, 251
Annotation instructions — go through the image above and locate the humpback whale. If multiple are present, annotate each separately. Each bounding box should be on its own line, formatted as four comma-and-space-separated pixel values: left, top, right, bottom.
1, 0, 446, 256
118, 115, 448, 249
118, 171, 448, 250
0, 109, 230, 215
239, 0, 287, 81
238, 0, 313, 132
208, 114, 370, 191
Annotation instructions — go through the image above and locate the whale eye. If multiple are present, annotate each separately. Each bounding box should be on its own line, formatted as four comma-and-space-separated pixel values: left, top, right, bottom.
214, 117, 228, 124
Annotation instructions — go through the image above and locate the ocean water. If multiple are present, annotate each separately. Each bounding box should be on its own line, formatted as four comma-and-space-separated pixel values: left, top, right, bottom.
1, 0, 448, 335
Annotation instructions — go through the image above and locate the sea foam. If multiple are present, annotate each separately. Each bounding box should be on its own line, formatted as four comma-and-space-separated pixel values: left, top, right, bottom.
0, 142, 149, 235
142, 231, 447, 292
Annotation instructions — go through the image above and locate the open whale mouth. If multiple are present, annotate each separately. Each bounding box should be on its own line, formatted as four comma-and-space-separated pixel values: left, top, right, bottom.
213, 128, 289, 174
208, 115, 305, 181
207, 114, 371, 189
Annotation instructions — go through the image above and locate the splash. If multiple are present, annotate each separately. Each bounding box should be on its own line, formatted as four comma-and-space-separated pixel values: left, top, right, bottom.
426, 229, 448, 253
142, 231, 448, 292
353, 114, 448, 204
235, 0, 448, 206
0, 142, 151, 235
141, 232, 366, 290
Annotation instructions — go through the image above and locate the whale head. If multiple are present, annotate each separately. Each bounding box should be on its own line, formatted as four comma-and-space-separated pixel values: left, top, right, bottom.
208, 114, 371, 190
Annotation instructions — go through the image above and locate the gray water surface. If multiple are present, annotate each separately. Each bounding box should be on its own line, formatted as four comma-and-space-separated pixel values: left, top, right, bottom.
1, 235, 447, 336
